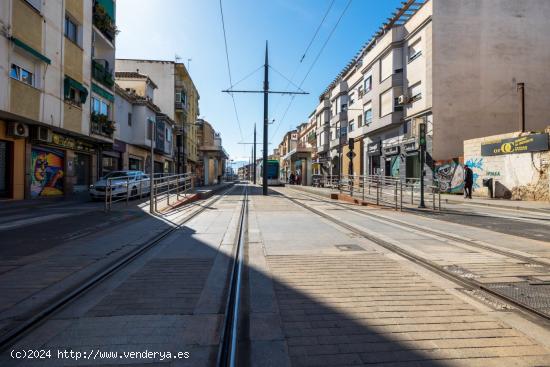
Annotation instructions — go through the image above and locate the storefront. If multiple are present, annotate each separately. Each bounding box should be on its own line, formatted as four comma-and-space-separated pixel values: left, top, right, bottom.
367, 141, 381, 175
383, 145, 400, 177
0, 140, 13, 198
101, 140, 126, 175
30, 133, 96, 198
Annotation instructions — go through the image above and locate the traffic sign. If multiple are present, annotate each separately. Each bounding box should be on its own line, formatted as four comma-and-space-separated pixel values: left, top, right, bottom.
346, 151, 356, 159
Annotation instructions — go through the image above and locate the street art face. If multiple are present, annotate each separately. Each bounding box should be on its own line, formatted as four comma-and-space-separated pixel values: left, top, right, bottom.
465, 157, 484, 189
31, 147, 64, 198
434, 159, 464, 193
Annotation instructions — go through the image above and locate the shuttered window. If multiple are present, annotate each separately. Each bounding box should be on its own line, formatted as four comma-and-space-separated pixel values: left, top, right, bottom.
380, 52, 392, 81
380, 89, 392, 117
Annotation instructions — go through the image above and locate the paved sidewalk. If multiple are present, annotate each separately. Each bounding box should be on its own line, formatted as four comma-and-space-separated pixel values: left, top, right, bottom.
244, 186, 550, 366
442, 194, 550, 213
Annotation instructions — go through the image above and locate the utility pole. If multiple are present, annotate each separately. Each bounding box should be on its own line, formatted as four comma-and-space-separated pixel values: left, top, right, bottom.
149, 118, 155, 213
517, 82, 525, 132
222, 41, 308, 196
253, 123, 257, 184
262, 44, 269, 195
418, 119, 427, 208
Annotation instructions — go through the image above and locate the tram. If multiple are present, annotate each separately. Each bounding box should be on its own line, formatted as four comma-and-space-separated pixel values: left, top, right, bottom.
256, 159, 283, 186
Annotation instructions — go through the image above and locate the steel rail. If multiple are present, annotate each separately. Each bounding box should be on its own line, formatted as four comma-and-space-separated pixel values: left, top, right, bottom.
289, 187, 550, 269
280, 189, 550, 323
0, 185, 238, 351
217, 184, 248, 367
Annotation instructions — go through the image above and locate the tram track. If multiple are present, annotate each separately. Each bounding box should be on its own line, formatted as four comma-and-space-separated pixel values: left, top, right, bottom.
0, 184, 240, 352
279, 187, 550, 324
288, 187, 550, 269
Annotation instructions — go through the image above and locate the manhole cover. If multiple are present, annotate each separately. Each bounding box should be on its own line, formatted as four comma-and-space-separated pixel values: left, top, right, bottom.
335, 244, 365, 252
485, 282, 550, 317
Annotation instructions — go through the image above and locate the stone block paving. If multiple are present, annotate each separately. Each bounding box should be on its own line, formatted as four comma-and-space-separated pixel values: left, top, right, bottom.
268, 254, 550, 367
87, 259, 213, 316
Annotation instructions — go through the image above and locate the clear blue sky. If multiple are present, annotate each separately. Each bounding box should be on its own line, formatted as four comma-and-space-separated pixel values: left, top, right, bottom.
116, 0, 402, 163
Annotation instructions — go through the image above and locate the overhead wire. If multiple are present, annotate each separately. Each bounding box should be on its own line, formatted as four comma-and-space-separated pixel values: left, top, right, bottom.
219, 0, 244, 141
270, 0, 353, 141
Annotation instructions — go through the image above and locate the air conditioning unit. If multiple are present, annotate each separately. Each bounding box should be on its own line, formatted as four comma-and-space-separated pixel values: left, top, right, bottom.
32, 126, 52, 143
7, 122, 29, 138
397, 95, 409, 105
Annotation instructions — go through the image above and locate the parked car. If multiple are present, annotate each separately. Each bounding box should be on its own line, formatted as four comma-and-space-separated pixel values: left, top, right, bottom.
89, 170, 150, 200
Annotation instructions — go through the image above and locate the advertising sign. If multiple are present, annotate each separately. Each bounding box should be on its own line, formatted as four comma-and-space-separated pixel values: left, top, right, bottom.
481, 133, 549, 156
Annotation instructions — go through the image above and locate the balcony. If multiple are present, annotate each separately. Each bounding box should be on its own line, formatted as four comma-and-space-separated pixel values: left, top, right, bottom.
92, 60, 114, 89
317, 142, 330, 153
330, 138, 340, 150
307, 131, 316, 143
330, 110, 348, 125
93, 1, 117, 43
91, 112, 115, 138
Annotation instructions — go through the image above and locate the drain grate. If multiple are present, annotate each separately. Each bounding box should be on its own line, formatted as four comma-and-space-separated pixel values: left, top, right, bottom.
485, 282, 550, 318
335, 244, 366, 252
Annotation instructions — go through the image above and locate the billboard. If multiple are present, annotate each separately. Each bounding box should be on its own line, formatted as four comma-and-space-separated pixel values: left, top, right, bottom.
481, 133, 549, 156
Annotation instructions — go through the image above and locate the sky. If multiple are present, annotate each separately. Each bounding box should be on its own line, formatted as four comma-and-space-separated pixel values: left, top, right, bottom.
116, 0, 403, 163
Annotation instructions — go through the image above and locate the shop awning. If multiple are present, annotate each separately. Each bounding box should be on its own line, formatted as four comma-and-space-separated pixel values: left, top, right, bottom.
92, 83, 114, 102
64, 76, 89, 103
10, 37, 51, 64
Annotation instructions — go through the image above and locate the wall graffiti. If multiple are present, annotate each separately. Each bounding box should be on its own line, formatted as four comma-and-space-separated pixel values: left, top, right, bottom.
464, 157, 484, 189
30, 147, 64, 198
434, 159, 464, 193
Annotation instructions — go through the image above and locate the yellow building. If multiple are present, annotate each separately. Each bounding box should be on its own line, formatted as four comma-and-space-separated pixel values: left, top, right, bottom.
0, 0, 116, 200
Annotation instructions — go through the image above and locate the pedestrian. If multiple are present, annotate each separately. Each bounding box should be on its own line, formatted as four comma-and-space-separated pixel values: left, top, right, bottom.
464, 164, 473, 199
289, 172, 296, 185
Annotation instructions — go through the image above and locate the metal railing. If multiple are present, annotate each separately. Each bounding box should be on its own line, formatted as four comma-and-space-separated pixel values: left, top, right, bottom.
103, 173, 194, 213
312, 174, 441, 211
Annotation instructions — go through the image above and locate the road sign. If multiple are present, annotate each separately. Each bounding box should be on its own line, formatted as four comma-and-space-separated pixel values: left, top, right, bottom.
346, 151, 356, 159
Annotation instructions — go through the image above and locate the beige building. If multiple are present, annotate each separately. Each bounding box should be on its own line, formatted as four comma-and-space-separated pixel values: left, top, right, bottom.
115, 59, 200, 175
0, 0, 116, 199
196, 118, 227, 186
315, 0, 550, 184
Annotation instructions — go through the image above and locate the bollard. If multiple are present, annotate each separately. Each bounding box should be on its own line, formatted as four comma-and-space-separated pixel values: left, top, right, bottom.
394, 181, 398, 211
438, 190, 441, 211
376, 181, 380, 206
362, 176, 365, 201
411, 184, 414, 205
433, 188, 436, 211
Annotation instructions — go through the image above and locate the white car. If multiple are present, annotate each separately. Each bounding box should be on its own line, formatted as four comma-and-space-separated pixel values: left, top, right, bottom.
89, 170, 150, 200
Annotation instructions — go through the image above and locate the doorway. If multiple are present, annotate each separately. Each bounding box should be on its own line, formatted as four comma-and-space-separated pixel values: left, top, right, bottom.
74, 153, 91, 192
0, 141, 12, 198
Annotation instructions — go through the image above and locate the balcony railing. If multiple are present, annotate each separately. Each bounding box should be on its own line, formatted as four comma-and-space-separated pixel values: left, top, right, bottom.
92, 60, 114, 89
93, 2, 117, 43
91, 112, 115, 138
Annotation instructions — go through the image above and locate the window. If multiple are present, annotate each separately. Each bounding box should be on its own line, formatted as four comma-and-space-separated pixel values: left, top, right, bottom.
380, 89, 392, 117
408, 39, 422, 63
349, 92, 355, 106
364, 74, 372, 93
92, 97, 109, 116
340, 126, 347, 137
128, 113, 132, 126
10, 64, 33, 86
335, 123, 340, 138
363, 102, 372, 125
409, 82, 422, 102
349, 120, 355, 132
65, 15, 78, 44
357, 114, 363, 127
394, 97, 403, 111
380, 52, 392, 81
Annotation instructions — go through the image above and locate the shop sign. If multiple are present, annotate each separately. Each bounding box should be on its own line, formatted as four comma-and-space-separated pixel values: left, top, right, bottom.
113, 139, 126, 153
404, 141, 417, 152
367, 141, 381, 156
318, 156, 330, 163
383, 145, 400, 156
481, 133, 549, 156
51, 133, 95, 153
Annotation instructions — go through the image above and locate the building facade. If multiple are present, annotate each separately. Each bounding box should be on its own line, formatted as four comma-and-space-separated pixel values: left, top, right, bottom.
196, 119, 227, 186
0, 0, 116, 200
313, 0, 550, 185
115, 59, 200, 175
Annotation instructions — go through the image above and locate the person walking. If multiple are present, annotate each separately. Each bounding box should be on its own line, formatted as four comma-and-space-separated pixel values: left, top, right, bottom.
289, 172, 296, 185
464, 164, 473, 199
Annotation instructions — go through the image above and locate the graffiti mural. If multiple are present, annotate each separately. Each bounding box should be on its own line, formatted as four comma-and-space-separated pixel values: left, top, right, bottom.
464, 157, 484, 189
30, 147, 64, 198
434, 159, 464, 193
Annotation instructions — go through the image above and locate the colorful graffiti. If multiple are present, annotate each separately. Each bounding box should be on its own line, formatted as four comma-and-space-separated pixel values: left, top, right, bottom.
30, 147, 64, 198
464, 157, 484, 189
434, 159, 464, 193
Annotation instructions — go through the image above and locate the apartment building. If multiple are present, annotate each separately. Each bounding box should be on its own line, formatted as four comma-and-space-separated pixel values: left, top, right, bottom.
277, 130, 298, 182
319, 0, 550, 182
0, 0, 116, 199
115, 59, 200, 175
114, 72, 176, 175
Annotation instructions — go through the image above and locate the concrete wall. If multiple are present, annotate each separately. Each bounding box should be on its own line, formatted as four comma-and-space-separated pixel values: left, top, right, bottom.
432, 0, 550, 160
464, 130, 550, 201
